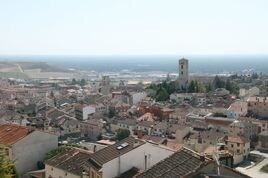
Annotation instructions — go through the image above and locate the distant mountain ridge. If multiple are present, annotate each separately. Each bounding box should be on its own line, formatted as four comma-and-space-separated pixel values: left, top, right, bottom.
0, 61, 70, 73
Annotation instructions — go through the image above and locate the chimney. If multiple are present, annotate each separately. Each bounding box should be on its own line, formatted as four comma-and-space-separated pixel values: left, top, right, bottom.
200, 153, 206, 162
133, 138, 140, 148
82, 170, 89, 178
93, 145, 97, 153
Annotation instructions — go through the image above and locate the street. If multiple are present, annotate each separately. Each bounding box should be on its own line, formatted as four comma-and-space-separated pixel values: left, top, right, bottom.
236, 151, 268, 178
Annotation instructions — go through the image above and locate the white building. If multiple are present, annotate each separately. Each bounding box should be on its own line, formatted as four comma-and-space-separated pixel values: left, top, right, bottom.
75, 104, 96, 120
87, 137, 174, 178
214, 88, 230, 96
131, 92, 147, 105
170, 93, 193, 103
239, 86, 260, 97
0, 124, 58, 176
224, 136, 250, 165
227, 101, 248, 119
117, 119, 137, 135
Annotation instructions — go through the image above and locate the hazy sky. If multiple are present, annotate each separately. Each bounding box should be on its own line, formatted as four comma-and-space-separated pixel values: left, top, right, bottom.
1, 0, 268, 55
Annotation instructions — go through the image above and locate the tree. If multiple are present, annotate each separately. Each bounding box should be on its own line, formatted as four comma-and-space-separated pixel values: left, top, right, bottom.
166, 81, 176, 94
80, 79, 86, 86
71, 78, 76, 85
252, 73, 259, 79
166, 73, 171, 81
50, 91, 54, 98
225, 79, 232, 92
108, 108, 115, 118
213, 112, 227, 117
196, 81, 206, 93
206, 83, 212, 92
146, 80, 178, 101
97, 134, 103, 141
213, 76, 225, 89
116, 129, 130, 141
44, 146, 67, 160
0, 145, 15, 178
225, 79, 240, 96
155, 87, 169, 101
188, 80, 196, 93
37, 161, 45, 170
232, 83, 240, 96
187, 80, 205, 93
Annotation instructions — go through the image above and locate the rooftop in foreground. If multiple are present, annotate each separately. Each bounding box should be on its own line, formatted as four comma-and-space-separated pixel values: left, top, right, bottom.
0, 124, 32, 145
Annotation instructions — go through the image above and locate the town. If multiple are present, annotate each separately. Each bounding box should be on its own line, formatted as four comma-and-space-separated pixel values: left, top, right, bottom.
1, 58, 268, 178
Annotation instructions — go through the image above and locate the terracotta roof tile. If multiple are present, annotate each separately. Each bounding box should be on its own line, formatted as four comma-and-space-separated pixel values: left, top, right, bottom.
88, 137, 145, 169
224, 136, 249, 144
45, 147, 92, 176
0, 124, 32, 145
136, 147, 212, 178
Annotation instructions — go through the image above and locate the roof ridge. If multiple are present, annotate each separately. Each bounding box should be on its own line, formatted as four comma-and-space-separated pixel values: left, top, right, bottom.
155, 155, 203, 178
180, 147, 211, 160
136, 147, 212, 178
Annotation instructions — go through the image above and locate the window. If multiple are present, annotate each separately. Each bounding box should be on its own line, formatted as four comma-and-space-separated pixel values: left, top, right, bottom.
237, 143, 240, 147
181, 65, 183, 69
231, 144, 234, 148
181, 71, 183, 75
237, 149, 240, 153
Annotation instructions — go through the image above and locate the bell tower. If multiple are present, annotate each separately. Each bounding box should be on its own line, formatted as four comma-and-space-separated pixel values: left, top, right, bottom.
178, 58, 189, 90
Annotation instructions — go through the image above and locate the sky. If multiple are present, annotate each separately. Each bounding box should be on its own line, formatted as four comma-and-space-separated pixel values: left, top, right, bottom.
0, 0, 268, 56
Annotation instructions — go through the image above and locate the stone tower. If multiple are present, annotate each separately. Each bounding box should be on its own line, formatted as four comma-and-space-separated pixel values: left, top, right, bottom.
178, 58, 189, 90
100, 76, 110, 95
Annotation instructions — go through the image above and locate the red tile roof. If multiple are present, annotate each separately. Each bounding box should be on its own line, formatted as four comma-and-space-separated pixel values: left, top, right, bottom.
224, 136, 249, 144
0, 124, 32, 145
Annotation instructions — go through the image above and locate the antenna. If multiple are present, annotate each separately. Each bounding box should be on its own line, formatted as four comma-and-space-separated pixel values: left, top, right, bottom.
213, 153, 220, 176
212, 137, 221, 176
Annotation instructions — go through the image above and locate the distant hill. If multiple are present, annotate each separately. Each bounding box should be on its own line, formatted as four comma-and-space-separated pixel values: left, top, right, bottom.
17, 62, 70, 73
0, 61, 70, 73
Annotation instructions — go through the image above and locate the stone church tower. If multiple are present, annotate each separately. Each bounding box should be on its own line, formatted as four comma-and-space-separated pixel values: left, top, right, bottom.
100, 76, 110, 95
178, 58, 189, 90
